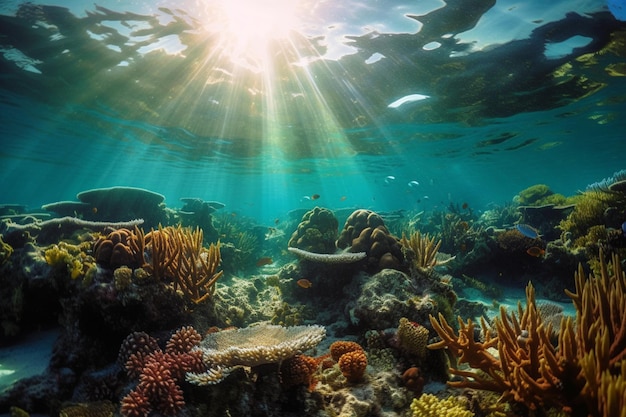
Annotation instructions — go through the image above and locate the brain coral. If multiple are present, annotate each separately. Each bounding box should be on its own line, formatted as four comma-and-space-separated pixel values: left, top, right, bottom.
187, 324, 326, 385
336, 209, 405, 271
338, 350, 368, 383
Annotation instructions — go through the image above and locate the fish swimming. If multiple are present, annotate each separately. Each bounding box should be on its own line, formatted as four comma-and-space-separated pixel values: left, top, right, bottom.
256, 257, 273, 267
515, 224, 541, 239
526, 246, 545, 257
408, 180, 419, 187
297, 278, 313, 288
384, 175, 396, 184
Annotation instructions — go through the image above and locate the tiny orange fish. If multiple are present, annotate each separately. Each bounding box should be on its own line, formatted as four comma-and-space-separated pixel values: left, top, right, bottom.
311, 194, 320, 200
256, 257, 273, 267
526, 246, 545, 257
297, 278, 313, 288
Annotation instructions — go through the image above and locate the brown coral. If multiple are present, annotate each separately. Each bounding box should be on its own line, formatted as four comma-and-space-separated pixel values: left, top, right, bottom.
400, 231, 442, 270
336, 209, 405, 271
338, 350, 368, 383
329, 340, 364, 362
93, 226, 147, 269
145, 226, 223, 304
280, 354, 319, 389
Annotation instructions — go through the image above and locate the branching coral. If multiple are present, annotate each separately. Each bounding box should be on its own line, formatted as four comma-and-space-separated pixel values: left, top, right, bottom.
429, 251, 626, 416
120, 326, 206, 417
145, 225, 223, 304
400, 231, 442, 270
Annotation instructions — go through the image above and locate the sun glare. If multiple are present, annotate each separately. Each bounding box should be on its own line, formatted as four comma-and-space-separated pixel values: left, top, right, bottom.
212, 0, 301, 66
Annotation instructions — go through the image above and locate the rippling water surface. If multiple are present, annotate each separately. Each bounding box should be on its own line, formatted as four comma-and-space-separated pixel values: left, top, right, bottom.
1, 0, 625, 221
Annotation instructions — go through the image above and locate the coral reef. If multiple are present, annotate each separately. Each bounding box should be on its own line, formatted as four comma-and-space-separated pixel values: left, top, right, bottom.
186, 324, 326, 385
288, 207, 339, 254
279, 354, 319, 389
515, 184, 567, 207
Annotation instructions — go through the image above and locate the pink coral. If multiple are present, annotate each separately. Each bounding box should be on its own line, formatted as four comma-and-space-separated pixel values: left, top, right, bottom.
120, 326, 206, 417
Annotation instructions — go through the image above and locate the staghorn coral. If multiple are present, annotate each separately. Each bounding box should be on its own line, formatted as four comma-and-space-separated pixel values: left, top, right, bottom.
120, 326, 205, 417
410, 393, 474, 417
145, 225, 223, 304
397, 317, 430, 358
338, 349, 368, 383
401, 231, 442, 270
186, 323, 326, 385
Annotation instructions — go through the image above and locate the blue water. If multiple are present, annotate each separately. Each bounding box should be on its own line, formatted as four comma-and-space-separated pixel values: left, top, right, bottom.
1, 0, 625, 224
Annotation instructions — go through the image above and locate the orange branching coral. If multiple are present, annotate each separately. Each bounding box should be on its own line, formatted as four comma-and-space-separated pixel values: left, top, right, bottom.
329, 341, 364, 362
429, 251, 626, 416
145, 226, 223, 304
338, 350, 368, 383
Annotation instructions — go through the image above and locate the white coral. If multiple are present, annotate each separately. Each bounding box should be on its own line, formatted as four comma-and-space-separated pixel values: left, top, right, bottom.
187, 323, 326, 385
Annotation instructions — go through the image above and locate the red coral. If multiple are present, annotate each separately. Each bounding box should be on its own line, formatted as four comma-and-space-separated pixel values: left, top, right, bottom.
120, 326, 206, 417
281, 354, 319, 389
165, 326, 202, 354
402, 366, 425, 395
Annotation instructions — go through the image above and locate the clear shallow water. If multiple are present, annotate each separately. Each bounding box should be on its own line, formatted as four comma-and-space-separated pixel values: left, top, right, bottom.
1, 0, 625, 223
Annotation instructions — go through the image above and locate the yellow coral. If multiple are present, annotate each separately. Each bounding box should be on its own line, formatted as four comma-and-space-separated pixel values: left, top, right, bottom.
410, 394, 474, 417
0, 235, 13, 264
398, 317, 430, 358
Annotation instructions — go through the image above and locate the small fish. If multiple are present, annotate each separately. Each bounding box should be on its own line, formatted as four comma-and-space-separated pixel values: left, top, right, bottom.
462, 202, 469, 210
301, 196, 311, 201
622, 221, 626, 237
384, 175, 396, 184
92, 207, 98, 214
515, 224, 541, 239
274, 218, 280, 225
297, 278, 312, 288
340, 196, 347, 201
408, 180, 419, 187
526, 246, 545, 257
256, 257, 273, 267
311, 194, 320, 200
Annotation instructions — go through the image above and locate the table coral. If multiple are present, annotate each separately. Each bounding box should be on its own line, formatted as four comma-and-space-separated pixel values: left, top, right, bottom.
186, 323, 326, 385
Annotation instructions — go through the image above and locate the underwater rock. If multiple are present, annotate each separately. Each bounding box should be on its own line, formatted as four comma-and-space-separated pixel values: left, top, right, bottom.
352, 269, 428, 330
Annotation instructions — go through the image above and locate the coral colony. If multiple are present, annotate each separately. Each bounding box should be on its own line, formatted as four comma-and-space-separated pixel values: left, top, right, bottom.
1, 176, 626, 417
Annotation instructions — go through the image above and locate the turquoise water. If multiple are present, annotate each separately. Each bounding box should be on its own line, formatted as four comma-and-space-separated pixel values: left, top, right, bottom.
1, 0, 625, 223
